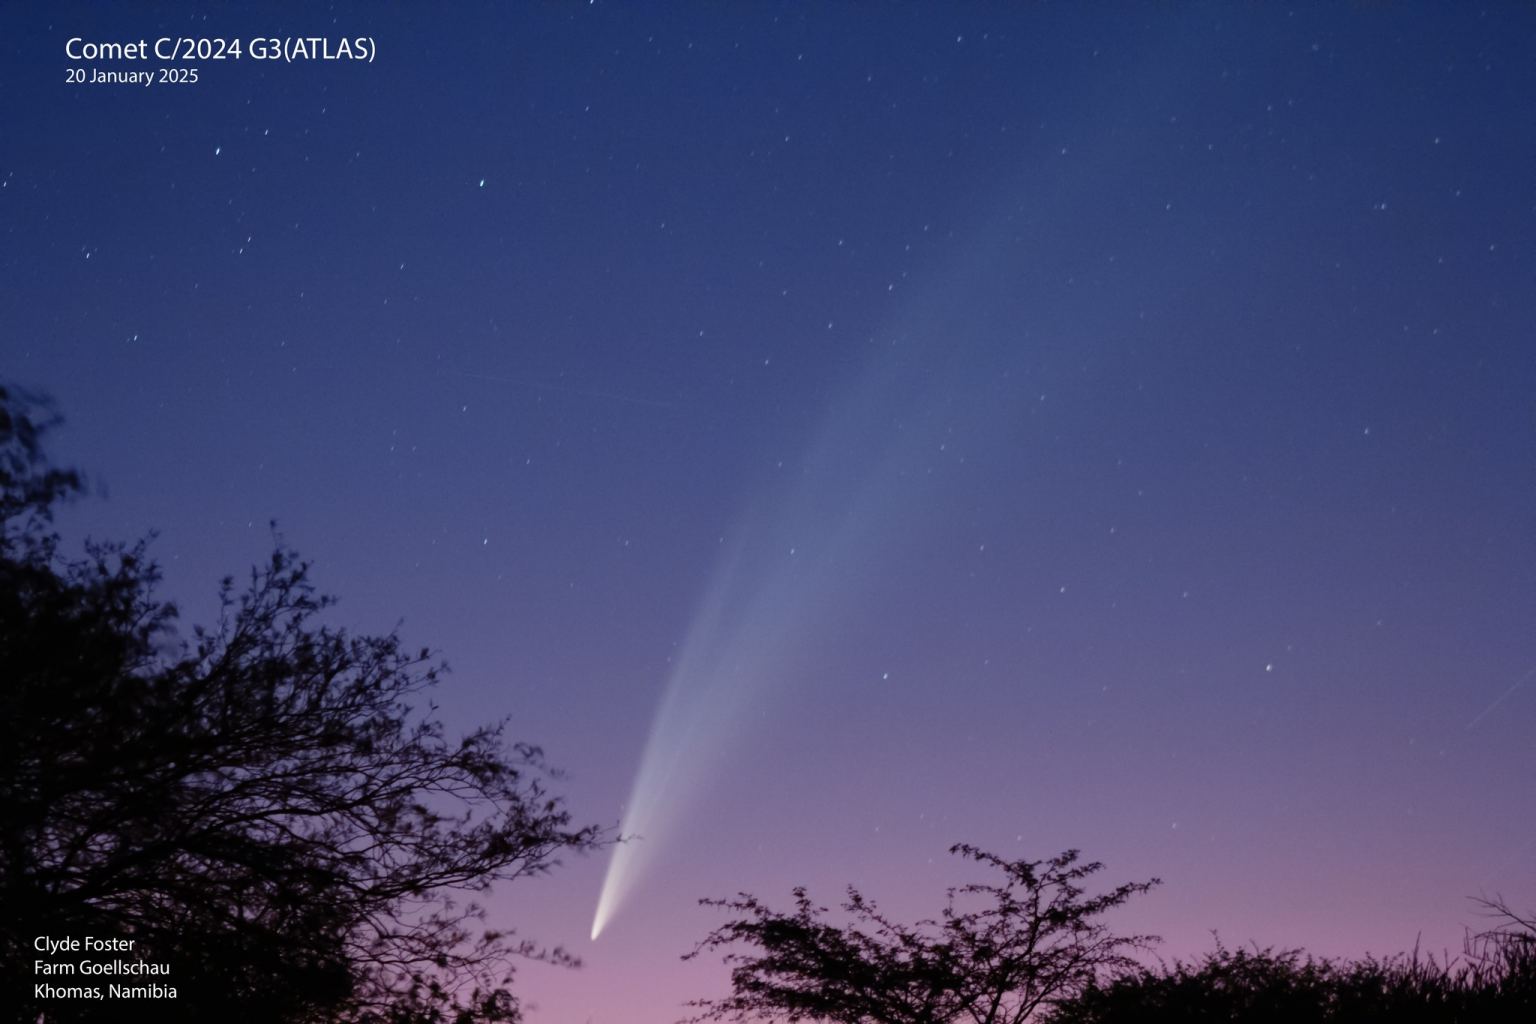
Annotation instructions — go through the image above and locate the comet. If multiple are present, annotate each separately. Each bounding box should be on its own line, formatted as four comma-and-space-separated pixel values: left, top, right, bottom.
591, 220, 1026, 940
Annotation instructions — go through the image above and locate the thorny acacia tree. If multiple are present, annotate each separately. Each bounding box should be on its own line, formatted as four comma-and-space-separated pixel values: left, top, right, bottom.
0, 385, 604, 1023
684, 843, 1159, 1024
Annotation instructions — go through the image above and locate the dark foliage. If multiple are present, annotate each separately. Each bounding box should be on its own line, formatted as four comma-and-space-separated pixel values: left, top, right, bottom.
0, 384, 81, 549
1044, 914, 1536, 1024
683, 843, 1159, 1024
0, 387, 604, 1023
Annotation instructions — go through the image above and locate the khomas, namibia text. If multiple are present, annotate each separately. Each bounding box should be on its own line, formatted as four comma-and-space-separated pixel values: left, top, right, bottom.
65, 37, 376, 63
34, 984, 178, 999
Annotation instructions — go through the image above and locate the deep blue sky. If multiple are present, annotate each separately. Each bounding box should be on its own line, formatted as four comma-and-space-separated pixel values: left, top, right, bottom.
5, 3, 1535, 1021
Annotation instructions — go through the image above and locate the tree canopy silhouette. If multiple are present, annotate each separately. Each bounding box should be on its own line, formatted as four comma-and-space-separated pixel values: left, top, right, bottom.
0, 385, 604, 1023
683, 843, 1159, 1024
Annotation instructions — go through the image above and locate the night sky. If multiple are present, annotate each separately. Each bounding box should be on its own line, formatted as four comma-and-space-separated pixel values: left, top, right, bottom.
5, 3, 1535, 1021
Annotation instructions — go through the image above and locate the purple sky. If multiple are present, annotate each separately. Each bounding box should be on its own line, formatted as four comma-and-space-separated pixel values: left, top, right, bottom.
6, 3, 1535, 1021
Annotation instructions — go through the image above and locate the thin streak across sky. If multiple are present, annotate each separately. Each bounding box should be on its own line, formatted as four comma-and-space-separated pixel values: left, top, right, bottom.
1465, 666, 1534, 732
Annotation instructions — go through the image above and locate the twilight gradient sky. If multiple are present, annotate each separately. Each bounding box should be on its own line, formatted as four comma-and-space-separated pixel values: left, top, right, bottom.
4, 3, 1535, 1021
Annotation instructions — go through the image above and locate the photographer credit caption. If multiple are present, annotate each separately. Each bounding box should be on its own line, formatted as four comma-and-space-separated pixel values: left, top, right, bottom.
33, 935, 175, 1002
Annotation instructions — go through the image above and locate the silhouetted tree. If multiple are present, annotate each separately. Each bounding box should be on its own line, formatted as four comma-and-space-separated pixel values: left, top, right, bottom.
0, 384, 80, 552
0, 386, 604, 1023
683, 844, 1159, 1024
1475, 893, 1536, 956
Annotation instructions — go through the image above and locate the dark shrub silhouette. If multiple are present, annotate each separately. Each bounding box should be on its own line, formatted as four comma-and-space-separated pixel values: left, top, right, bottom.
1044, 923, 1536, 1024
683, 843, 1159, 1024
0, 386, 604, 1023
